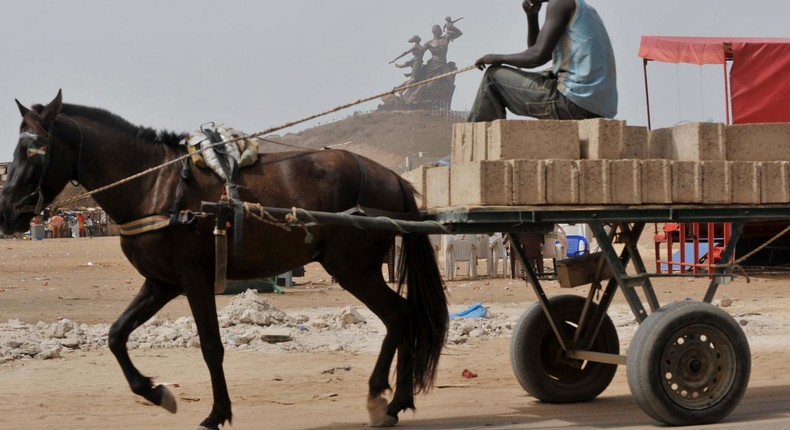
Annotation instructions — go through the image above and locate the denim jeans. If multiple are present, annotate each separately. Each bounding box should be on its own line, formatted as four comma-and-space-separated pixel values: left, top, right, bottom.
467, 66, 600, 122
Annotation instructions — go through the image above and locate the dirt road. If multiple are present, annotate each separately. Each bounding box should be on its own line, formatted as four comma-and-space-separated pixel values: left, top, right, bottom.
1, 237, 789, 429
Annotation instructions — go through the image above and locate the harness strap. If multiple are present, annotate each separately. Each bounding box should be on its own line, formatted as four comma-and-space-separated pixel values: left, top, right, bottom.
349, 152, 368, 210
118, 215, 172, 236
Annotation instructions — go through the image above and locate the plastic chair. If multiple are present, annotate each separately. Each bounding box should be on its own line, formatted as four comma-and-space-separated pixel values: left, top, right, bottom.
542, 228, 567, 276
486, 233, 509, 278
566, 235, 590, 257
445, 235, 478, 280
509, 232, 545, 279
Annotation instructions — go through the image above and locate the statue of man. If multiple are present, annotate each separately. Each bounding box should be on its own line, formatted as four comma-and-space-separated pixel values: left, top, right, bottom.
421, 23, 462, 80
391, 35, 427, 83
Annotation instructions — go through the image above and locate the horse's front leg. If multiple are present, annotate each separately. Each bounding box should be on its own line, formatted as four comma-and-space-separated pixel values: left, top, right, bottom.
184, 279, 232, 430
108, 279, 181, 412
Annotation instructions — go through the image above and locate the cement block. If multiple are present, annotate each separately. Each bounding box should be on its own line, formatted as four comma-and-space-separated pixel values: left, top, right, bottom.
726, 123, 790, 161
610, 160, 642, 204
510, 159, 546, 205
701, 161, 732, 204
545, 160, 579, 205
671, 122, 725, 161
648, 127, 672, 159
451, 160, 512, 206
641, 160, 672, 204
487, 120, 580, 160
425, 165, 450, 208
473, 122, 490, 161
450, 123, 475, 165
760, 162, 790, 204
401, 165, 428, 209
672, 162, 702, 204
577, 118, 623, 159
576, 160, 610, 204
621, 126, 649, 159
731, 162, 761, 204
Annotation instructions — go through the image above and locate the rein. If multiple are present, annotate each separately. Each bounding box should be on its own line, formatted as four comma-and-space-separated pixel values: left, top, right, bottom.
53, 64, 477, 209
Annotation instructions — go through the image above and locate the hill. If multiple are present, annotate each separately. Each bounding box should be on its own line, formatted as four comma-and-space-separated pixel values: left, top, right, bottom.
265, 109, 466, 173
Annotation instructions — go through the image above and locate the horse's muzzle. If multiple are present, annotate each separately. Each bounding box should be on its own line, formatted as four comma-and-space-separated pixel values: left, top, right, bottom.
0, 205, 29, 235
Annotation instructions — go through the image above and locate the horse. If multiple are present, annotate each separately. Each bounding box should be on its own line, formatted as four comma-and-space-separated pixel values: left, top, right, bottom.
0, 91, 449, 429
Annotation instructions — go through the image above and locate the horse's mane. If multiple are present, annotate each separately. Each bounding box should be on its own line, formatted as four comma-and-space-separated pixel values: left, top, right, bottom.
46, 103, 186, 147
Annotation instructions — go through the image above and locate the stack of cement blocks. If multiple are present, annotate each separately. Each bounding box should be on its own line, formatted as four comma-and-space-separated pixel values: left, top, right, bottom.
0, 163, 7, 189
401, 119, 790, 209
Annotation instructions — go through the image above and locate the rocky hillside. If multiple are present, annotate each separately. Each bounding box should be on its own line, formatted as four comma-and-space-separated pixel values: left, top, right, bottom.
265, 109, 465, 173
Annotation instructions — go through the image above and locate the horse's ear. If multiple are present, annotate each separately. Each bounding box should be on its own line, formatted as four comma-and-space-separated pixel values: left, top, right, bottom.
40, 89, 63, 124
15, 99, 31, 117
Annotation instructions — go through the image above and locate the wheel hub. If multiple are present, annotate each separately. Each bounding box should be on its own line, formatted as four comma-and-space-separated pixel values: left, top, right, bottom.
660, 325, 736, 409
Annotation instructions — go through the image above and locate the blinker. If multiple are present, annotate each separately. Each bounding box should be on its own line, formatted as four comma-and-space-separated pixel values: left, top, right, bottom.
19, 131, 48, 166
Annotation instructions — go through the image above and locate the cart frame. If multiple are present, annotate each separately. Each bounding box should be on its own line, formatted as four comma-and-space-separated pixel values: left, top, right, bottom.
261, 204, 785, 425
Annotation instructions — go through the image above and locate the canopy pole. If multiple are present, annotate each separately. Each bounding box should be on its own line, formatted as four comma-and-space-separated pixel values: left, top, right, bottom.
643, 59, 653, 130
723, 62, 732, 125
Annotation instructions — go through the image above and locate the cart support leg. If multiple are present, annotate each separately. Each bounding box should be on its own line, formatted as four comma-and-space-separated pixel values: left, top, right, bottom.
704, 221, 744, 303
507, 232, 570, 351
590, 223, 649, 323
619, 224, 661, 312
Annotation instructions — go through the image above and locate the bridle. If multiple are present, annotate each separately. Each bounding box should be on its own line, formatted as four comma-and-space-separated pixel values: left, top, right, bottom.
13, 118, 83, 215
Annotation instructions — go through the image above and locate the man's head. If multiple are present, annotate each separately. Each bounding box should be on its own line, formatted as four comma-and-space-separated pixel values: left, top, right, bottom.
432, 24, 442, 37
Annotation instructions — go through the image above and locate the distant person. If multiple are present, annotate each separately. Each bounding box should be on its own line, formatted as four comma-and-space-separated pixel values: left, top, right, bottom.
77, 212, 86, 237
468, 0, 617, 122
49, 211, 65, 238
85, 215, 94, 238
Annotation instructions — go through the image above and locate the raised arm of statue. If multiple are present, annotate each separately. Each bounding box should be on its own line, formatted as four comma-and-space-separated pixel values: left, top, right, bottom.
390, 50, 412, 64
444, 16, 464, 41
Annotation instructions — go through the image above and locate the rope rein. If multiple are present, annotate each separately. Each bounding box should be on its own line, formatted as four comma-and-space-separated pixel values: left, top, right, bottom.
55, 65, 477, 208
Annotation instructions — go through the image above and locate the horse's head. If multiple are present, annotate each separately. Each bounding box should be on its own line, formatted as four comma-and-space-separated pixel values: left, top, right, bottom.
0, 90, 80, 234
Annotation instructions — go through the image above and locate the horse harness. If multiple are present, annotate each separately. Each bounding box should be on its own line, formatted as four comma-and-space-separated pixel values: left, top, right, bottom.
117, 128, 414, 294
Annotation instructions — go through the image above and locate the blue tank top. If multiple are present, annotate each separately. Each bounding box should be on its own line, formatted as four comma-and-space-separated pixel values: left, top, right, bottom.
552, 0, 618, 118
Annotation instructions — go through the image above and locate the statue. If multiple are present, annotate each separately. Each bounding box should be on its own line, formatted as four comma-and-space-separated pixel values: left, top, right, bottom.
380, 17, 463, 111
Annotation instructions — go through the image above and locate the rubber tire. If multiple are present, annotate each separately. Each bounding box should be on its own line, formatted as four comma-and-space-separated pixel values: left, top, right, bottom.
510, 295, 620, 403
627, 300, 751, 426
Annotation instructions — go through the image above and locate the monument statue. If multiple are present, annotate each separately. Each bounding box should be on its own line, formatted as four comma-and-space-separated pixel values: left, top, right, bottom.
380, 17, 463, 111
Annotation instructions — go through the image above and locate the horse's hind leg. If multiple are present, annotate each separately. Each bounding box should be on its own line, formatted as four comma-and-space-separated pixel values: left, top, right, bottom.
108, 279, 181, 412
331, 267, 413, 427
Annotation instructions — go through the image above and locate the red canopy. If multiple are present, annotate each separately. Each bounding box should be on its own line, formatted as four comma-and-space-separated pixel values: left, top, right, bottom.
639, 36, 790, 124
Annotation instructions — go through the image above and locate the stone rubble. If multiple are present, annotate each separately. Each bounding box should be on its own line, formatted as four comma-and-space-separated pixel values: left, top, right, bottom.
0, 289, 783, 364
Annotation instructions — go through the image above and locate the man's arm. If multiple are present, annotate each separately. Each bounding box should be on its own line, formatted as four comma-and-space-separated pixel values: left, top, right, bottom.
476, 0, 575, 70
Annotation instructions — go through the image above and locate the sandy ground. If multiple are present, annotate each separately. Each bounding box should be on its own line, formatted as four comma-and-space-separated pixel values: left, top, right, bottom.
1, 236, 789, 430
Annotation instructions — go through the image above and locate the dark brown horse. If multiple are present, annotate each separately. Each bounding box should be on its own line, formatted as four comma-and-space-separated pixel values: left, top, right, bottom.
0, 91, 448, 429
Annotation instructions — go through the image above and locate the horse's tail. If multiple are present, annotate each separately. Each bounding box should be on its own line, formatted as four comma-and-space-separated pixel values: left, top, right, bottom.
397, 177, 448, 394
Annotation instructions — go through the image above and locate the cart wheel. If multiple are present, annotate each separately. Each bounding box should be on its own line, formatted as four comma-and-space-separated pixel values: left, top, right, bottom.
627, 300, 751, 425
510, 295, 619, 403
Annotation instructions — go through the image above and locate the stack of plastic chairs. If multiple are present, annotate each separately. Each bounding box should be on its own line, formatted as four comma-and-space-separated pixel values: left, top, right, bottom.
445, 234, 478, 280
486, 233, 509, 278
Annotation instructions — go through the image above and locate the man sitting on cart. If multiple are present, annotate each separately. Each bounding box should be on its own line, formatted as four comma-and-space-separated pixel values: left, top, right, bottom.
468, 0, 617, 122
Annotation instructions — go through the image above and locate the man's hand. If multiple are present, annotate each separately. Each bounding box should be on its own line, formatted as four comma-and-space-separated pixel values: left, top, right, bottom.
523, 0, 543, 16
475, 54, 503, 70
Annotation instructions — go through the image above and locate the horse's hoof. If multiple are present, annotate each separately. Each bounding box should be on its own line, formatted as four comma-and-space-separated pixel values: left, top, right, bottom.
367, 396, 398, 427
157, 385, 178, 414
370, 414, 398, 427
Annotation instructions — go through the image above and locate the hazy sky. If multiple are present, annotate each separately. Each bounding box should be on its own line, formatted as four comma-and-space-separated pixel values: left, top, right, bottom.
1, 0, 788, 161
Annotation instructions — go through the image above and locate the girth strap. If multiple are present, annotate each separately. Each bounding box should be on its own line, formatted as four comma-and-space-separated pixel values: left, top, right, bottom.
118, 215, 171, 236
